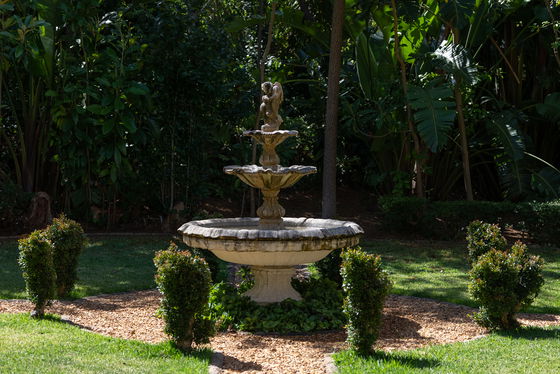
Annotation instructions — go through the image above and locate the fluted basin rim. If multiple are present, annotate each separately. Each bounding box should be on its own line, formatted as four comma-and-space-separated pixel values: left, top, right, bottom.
243, 129, 298, 136
224, 165, 317, 175
178, 217, 363, 241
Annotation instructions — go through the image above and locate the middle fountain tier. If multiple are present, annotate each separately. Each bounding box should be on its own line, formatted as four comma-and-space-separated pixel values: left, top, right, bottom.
179, 81, 363, 304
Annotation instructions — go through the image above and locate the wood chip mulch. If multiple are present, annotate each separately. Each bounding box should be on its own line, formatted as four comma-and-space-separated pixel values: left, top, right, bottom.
1, 291, 559, 374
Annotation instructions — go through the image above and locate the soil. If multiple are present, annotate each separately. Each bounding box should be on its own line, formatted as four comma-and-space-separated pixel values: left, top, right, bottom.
2, 290, 559, 374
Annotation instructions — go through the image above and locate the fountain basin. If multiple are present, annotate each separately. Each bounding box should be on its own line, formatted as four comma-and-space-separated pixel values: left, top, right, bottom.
223, 165, 317, 190
179, 217, 363, 303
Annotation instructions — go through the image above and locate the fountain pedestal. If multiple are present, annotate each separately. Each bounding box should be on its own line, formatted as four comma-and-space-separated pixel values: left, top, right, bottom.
245, 266, 300, 303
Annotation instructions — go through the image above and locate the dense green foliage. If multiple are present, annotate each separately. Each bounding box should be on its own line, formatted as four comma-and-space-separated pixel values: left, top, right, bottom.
208, 278, 345, 333
0, 314, 211, 373
469, 241, 544, 330
44, 215, 86, 297
379, 196, 560, 245
153, 243, 214, 351
466, 220, 508, 264
17, 231, 56, 317
334, 326, 560, 374
315, 248, 343, 287
2, 0, 560, 230
341, 248, 392, 355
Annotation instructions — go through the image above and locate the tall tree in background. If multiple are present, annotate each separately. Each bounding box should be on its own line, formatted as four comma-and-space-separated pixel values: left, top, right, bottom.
322, 0, 345, 218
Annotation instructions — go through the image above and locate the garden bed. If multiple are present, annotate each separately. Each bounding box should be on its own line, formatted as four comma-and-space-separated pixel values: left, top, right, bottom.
2, 290, 559, 373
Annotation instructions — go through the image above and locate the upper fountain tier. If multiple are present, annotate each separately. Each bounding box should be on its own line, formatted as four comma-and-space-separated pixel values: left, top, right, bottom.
224, 82, 318, 229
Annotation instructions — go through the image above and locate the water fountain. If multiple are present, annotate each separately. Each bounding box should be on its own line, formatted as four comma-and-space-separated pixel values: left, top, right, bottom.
179, 82, 363, 303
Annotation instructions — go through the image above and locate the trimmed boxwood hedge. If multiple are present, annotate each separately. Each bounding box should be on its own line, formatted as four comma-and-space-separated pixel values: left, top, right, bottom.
379, 196, 560, 246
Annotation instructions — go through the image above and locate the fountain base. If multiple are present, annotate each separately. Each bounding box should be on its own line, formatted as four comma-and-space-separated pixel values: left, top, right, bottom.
244, 266, 301, 303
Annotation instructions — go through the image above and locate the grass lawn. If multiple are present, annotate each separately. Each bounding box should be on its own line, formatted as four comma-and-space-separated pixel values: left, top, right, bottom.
0, 236, 172, 299
362, 239, 560, 314
333, 326, 560, 374
0, 313, 210, 373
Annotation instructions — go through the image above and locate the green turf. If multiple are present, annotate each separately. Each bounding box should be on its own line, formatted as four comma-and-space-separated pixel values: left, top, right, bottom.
333, 326, 560, 374
362, 239, 560, 314
0, 236, 172, 299
0, 313, 210, 373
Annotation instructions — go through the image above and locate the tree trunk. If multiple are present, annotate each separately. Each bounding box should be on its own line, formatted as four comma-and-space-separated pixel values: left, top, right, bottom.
454, 85, 474, 201
451, 28, 474, 201
322, 0, 345, 219
390, 0, 424, 198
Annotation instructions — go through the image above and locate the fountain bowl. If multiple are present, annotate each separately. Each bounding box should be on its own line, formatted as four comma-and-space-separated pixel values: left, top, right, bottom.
179, 217, 363, 303
178, 217, 362, 266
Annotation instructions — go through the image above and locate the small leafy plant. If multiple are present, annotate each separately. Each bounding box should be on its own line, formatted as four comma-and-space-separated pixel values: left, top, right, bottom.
44, 215, 87, 297
469, 241, 544, 330
341, 247, 392, 355
208, 277, 345, 333
466, 220, 508, 264
18, 230, 57, 318
154, 243, 214, 351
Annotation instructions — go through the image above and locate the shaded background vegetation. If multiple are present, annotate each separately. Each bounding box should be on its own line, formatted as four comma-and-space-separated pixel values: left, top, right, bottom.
2, 0, 560, 232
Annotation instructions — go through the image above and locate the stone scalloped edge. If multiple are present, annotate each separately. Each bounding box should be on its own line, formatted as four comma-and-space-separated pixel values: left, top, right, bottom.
178, 217, 364, 241
243, 130, 298, 136
223, 165, 317, 175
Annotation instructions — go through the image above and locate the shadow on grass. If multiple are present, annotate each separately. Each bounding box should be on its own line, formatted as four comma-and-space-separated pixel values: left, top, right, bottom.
359, 350, 440, 369
496, 326, 560, 340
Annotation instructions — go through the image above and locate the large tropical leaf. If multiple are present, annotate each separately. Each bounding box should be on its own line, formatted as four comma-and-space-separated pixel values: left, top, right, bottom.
439, 0, 476, 30
356, 32, 378, 101
408, 82, 456, 152
488, 110, 528, 199
355, 31, 395, 101
536, 93, 560, 123
532, 166, 560, 199
433, 40, 478, 85
487, 110, 525, 162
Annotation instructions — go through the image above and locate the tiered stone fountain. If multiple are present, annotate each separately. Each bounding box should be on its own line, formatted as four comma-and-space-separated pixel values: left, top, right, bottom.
179, 82, 363, 303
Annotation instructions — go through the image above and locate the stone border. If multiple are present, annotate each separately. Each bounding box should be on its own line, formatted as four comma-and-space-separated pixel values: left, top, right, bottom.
324, 354, 338, 374
208, 351, 224, 374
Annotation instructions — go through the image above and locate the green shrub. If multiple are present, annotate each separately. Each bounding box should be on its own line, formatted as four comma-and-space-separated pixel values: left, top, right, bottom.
154, 243, 214, 351
466, 220, 508, 264
521, 200, 560, 246
378, 196, 560, 246
341, 248, 392, 355
315, 248, 343, 287
208, 278, 345, 333
18, 230, 56, 318
44, 215, 87, 297
468, 241, 544, 330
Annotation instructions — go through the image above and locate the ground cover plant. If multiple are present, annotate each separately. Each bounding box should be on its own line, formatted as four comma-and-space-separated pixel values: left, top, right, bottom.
333, 326, 560, 374
0, 314, 210, 374
208, 277, 345, 333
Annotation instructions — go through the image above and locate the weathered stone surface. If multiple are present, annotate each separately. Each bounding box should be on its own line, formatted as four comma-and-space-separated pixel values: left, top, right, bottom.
178, 217, 363, 243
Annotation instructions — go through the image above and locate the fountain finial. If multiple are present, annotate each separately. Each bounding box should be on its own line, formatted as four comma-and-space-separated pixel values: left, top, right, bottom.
260, 82, 283, 132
